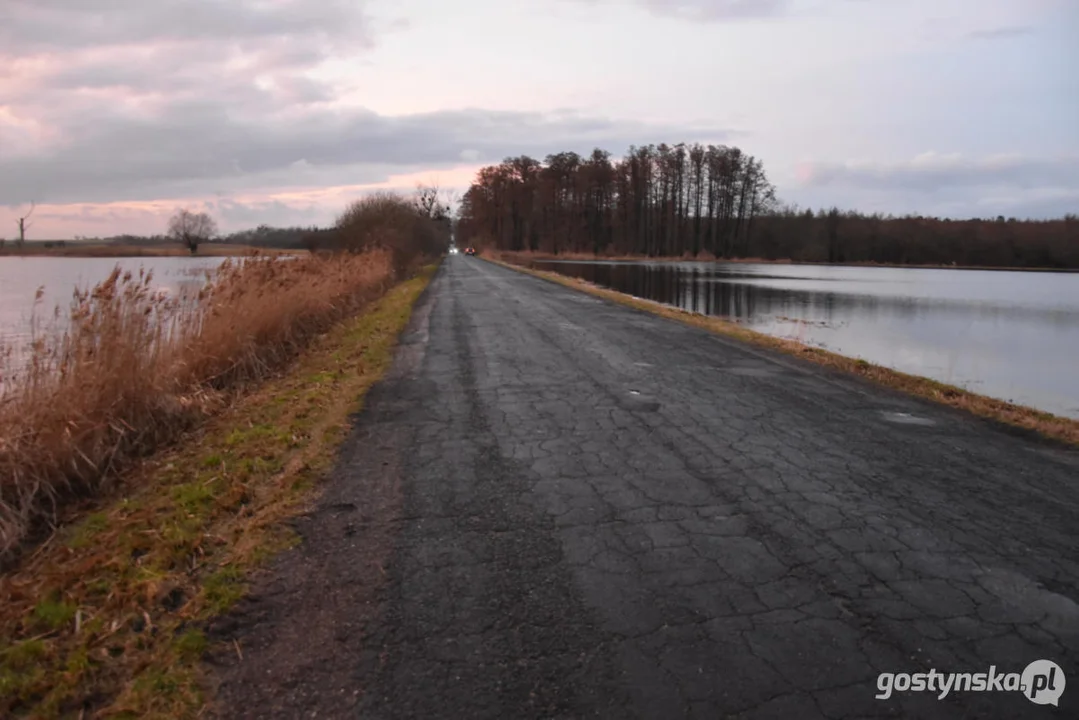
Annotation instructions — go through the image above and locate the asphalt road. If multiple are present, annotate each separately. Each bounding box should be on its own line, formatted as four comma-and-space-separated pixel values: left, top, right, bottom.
211, 255, 1079, 719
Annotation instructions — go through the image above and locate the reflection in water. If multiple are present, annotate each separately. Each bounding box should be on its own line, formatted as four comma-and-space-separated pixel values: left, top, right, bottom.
530, 260, 1079, 420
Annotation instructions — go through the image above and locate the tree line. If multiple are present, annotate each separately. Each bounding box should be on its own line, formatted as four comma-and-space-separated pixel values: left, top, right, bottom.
455, 143, 1079, 268
457, 144, 774, 259
92, 224, 318, 250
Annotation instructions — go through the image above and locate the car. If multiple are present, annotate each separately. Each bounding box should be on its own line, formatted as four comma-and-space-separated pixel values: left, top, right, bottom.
465, 247, 476, 256
449, 246, 458, 254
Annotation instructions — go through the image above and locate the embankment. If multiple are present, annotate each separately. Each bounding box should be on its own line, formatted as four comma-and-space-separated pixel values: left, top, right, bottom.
0, 257, 438, 718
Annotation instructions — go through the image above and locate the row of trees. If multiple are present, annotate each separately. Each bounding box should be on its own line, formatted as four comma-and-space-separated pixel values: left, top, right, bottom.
457, 144, 775, 259
752, 208, 1079, 268
455, 143, 1079, 268
222, 225, 324, 249
89, 224, 317, 251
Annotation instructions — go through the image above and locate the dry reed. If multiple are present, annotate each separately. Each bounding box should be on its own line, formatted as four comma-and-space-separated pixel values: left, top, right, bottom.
0, 250, 395, 561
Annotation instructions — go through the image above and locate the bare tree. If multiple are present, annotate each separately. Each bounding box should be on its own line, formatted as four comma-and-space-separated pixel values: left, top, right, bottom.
167, 208, 218, 254
414, 183, 453, 221
414, 183, 455, 252
16, 202, 34, 247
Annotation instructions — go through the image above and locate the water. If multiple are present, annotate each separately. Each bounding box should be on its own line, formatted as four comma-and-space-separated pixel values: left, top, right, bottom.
0, 256, 228, 355
529, 260, 1079, 420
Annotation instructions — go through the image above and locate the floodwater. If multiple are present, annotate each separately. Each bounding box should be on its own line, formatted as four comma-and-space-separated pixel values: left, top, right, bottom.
529, 260, 1079, 420
0, 256, 228, 356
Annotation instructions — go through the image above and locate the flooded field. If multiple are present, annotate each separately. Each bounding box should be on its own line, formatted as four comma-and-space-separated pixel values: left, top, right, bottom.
0, 256, 227, 354
529, 260, 1079, 420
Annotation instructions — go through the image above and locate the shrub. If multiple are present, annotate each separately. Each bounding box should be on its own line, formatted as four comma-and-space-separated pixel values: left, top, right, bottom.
335, 191, 450, 275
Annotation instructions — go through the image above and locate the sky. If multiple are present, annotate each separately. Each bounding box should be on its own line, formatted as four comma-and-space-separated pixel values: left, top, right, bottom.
1, 0, 1076, 239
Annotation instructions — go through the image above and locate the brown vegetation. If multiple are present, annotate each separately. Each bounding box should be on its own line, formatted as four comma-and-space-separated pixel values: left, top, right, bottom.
332, 190, 451, 272
322, 186, 453, 267
0, 190, 450, 565
485, 252, 1079, 446
0, 186, 447, 717
0, 267, 436, 718
0, 250, 395, 562
456, 143, 1079, 268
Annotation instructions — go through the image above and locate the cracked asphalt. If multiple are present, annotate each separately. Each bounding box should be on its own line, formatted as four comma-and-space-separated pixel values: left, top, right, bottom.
211, 256, 1079, 719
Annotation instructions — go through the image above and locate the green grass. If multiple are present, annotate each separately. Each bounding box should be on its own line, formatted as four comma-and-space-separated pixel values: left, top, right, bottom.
31, 599, 76, 633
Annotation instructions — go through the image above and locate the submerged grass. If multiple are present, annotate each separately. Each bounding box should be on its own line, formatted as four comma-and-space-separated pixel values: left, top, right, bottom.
484, 252, 1079, 447
0, 264, 436, 718
0, 250, 401, 561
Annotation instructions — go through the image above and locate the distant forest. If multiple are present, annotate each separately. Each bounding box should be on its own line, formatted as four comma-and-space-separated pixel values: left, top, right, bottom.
455, 143, 1079, 269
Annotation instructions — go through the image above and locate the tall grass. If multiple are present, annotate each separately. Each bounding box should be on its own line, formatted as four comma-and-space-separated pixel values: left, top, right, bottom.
0, 249, 396, 561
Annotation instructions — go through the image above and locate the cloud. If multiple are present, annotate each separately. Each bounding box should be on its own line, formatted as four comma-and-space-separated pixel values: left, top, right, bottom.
967, 25, 1036, 39
5, 0, 1069, 236
0, 0, 739, 211
570, 0, 907, 22
637, 0, 789, 21
0, 0, 376, 54
795, 153, 1079, 193
0, 101, 740, 206
788, 153, 1079, 218
0, 164, 488, 239
565, 0, 790, 21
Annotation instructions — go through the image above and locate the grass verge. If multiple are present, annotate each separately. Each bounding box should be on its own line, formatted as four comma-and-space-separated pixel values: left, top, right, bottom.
0, 264, 437, 718
484, 254, 1079, 447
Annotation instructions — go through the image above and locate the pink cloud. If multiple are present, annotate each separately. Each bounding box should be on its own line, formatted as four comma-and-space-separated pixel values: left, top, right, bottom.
0, 164, 483, 240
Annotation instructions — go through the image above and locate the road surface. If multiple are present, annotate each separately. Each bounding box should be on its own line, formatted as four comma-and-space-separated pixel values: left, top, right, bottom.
211, 255, 1079, 719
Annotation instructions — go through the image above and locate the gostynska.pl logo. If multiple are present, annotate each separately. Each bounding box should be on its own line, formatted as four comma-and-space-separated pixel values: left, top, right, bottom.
876, 659, 1065, 706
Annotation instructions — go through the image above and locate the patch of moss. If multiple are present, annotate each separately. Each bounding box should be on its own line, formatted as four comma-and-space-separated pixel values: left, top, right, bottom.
202, 566, 246, 615
31, 598, 77, 632
66, 512, 110, 549
174, 630, 208, 662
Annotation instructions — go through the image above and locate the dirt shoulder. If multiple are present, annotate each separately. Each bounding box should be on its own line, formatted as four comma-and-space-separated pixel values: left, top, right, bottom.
204, 261, 442, 719
0, 265, 436, 719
